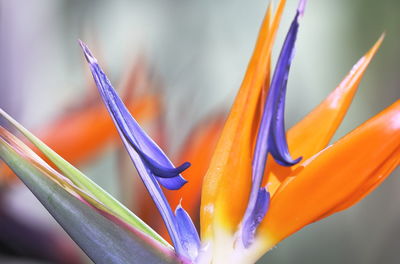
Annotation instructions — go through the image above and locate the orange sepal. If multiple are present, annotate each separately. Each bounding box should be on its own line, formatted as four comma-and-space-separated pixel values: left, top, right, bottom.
264, 35, 384, 196
315, 146, 399, 222
200, 0, 286, 240
257, 100, 400, 250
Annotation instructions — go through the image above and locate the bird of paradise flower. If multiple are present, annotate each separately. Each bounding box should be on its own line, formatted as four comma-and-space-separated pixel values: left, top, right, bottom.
0, 0, 399, 263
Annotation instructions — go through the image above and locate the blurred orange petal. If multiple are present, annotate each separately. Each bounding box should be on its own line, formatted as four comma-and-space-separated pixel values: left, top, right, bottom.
37, 94, 160, 164
0, 94, 160, 185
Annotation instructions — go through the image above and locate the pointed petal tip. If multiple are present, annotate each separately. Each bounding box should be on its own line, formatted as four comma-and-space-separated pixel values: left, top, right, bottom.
357, 34, 384, 67
140, 152, 191, 178
78, 40, 97, 64
378, 32, 385, 43
176, 161, 191, 174
274, 155, 302, 167
175, 199, 183, 211
298, 0, 307, 17
367, 33, 385, 57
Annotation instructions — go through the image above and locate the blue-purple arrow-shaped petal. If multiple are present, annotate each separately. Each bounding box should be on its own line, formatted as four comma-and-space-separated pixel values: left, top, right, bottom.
80, 42, 199, 260
241, 0, 305, 247
79, 42, 189, 189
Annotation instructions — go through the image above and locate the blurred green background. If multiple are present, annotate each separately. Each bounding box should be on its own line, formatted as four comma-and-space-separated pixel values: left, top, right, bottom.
0, 0, 399, 263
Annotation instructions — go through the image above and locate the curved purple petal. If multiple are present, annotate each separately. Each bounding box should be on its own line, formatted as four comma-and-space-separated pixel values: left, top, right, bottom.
79, 41, 189, 189
265, 4, 302, 167
107, 87, 191, 179
241, 0, 306, 247
140, 154, 191, 178
119, 132, 187, 257
155, 176, 187, 191
80, 41, 193, 258
268, 81, 302, 166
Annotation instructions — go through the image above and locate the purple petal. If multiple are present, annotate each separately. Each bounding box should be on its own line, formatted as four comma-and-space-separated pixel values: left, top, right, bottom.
108, 89, 190, 179
155, 175, 187, 191
141, 154, 191, 178
79, 41, 193, 258
241, 0, 305, 247
175, 204, 201, 261
79, 40, 189, 189
268, 73, 302, 166
298, 0, 307, 17
119, 134, 187, 256
264, 5, 302, 167
241, 188, 270, 247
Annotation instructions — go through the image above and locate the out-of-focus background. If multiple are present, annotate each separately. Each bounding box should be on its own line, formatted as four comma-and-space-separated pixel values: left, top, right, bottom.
0, 0, 399, 263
